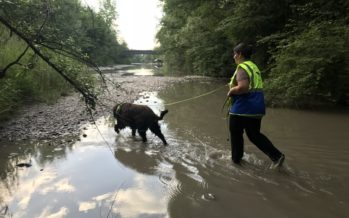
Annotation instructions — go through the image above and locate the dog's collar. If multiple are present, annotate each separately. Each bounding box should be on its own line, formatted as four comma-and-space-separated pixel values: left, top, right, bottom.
116, 104, 122, 113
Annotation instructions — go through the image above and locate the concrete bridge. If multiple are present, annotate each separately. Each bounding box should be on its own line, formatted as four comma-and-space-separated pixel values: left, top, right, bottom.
123, 50, 158, 55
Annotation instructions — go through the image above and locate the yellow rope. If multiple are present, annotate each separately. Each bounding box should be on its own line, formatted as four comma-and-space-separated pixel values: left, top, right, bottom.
165, 84, 228, 106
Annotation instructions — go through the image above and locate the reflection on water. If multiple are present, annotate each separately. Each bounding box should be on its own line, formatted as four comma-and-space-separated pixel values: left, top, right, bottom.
0, 128, 171, 217
1, 74, 349, 217
160, 81, 349, 218
102, 64, 162, 76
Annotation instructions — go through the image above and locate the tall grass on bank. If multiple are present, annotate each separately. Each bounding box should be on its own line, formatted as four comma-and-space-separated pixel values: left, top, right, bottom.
0, 27, 95, 121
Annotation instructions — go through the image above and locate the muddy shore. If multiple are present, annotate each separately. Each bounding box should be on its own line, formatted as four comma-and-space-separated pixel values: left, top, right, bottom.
0, 74, 213, 145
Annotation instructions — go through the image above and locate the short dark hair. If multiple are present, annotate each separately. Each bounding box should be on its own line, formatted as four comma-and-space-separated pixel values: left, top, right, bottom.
233, 43, 253, 59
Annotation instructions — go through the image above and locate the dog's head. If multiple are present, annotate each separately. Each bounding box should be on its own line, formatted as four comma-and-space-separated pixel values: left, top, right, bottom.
112, 103, 122, 118
114, 124, 120, 133
114, 119, 127, 134
113, 103, 126, 134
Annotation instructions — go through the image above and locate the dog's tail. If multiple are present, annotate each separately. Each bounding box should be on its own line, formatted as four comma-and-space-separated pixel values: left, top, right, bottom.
158, 109, 168, 120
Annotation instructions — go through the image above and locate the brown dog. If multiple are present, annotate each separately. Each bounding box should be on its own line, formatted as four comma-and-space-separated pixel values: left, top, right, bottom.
113, 103, 168, 145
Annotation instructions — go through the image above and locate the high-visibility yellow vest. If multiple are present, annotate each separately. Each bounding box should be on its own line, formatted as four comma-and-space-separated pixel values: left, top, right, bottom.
229, 60, 263, 91
229, 60, 265, 116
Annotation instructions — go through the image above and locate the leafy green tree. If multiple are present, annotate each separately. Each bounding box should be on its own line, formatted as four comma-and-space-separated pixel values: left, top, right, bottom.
157, 0, 200, 74
0, 0, 129, 119
157, 0, 232, 76
265, 1, 349, 107
157, 0, 349, 107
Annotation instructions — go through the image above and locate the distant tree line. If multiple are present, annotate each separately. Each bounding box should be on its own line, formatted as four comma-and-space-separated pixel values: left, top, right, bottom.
0, 0, 128, 120
157, 0, 349, 107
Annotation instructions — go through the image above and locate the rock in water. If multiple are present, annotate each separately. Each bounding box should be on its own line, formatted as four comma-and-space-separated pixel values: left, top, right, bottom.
16, 163, 32, 168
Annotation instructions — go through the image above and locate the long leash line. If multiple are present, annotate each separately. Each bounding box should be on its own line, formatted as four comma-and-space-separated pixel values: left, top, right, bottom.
94, 84, 230, 149
86, 84, 232, 217
163, 84, 232, 145
106, 181, 126, 218
98, 84, 230, 127
98, 82, 228, 109
164, 84, 228, 106
86, 104, 115, 157
85, 102, 129, 218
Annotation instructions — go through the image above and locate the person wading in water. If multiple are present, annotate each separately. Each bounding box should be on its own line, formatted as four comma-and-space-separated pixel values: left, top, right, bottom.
227, 42, 285, 168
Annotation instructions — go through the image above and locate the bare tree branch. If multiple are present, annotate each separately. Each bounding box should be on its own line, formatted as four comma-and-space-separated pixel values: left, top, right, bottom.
0, 0, 49, 78
0, 15, 97, 108
0, 46, 30, 78
38, 42, 105, 79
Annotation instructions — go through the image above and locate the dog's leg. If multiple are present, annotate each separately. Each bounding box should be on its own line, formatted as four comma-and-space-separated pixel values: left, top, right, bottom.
114, 125, 120, 134
137, 128, 147, 142
150, 123, 167, 145
131, 128, 136, 137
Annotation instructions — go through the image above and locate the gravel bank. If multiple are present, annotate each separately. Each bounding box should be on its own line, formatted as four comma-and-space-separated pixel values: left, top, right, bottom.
0, 73, 210, 144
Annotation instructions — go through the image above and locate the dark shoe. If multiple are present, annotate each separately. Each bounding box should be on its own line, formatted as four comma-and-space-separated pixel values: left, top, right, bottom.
270, 154, 285, 169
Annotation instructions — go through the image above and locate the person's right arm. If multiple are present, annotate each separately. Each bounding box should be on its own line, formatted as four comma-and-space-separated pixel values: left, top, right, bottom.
227, 68, 249, 96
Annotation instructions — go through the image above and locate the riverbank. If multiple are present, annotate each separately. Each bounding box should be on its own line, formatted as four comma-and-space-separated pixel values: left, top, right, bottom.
0, 74, 214, 145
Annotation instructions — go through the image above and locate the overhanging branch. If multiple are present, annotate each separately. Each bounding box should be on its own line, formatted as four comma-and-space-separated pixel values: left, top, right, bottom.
0, 15, 97, 108
0, 0, 49, 78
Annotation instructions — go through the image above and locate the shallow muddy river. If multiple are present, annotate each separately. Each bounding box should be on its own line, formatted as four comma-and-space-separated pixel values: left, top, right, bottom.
1, 65, 349, 218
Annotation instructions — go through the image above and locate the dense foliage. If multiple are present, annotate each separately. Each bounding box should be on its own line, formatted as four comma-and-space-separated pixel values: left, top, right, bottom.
157, 0, 349, 107
0, 0, 128, 120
